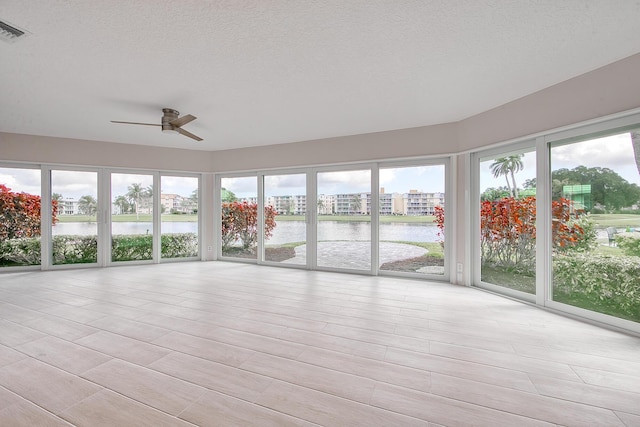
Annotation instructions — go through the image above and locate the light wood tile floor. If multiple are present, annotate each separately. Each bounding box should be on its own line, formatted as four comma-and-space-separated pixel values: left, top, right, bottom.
1, 261, 639, 426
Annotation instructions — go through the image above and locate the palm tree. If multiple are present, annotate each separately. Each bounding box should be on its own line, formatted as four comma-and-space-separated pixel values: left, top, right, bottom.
490, 155, 524, 198
113, 195, 129, 214
126, 183, 144, 220
317, 198, 325, 214
77, 195, 97, 216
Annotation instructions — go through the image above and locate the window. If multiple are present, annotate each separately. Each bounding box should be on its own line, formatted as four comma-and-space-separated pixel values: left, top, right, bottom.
0, 166, 42, 267
263, 173, 306, 265
475, 146, 537, 298
110, 172, 154, 262
550, 129, 640, 324
220, 176, 258, 259
378, 164, 445, 276
317, 169, 371, 271
160, 175, 199, 259
51, 169, 99, 265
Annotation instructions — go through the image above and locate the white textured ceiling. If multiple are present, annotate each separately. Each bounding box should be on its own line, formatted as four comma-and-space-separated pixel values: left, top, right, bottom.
2, 1, 640, 152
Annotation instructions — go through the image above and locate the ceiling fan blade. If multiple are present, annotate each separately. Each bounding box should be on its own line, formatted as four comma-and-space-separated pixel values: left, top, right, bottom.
111, 120, 161, 126
169, 114, 196, 128
174, 126, 203, 141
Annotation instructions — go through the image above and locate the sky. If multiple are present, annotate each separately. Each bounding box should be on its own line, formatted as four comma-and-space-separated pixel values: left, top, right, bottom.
480, 132, 640, 192
2, 132, 638, 200
225, 165, 446, 198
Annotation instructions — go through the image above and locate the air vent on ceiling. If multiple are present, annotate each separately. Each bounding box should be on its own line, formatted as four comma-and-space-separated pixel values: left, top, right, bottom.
0, 20, 29, 43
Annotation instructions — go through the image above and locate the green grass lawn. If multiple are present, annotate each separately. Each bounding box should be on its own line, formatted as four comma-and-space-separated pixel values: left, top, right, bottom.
589, 213, 640, 228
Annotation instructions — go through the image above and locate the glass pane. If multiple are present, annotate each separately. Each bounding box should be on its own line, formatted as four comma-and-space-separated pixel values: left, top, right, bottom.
264, 173, 306, 265
111, 173, 154, 262
551, 131, 640, 323
51, 170, 98, 265
479, 151, 537, 293
379, 165, 445, 275
317, 170, 371, 270
161, 176, 198, 259
221, 176, 258, 259
0, 167, 42, 267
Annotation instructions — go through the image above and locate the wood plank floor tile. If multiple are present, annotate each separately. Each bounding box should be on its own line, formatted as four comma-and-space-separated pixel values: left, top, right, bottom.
0, 358, 102, 414
385, 346, 538, 392
0, 319, 46, 347
429, 341, 581, 381
295, 346, 431, 392
0, 399, 73, 427
87, 315, 172, 342
178, 390, 317, 427
60, 389, 193, 427
429, 372, 624, 426
615, 411, 640, 426
370, 382, 553, 427
81, 359, 206, 416
22, 314, 99, 341
74, 330, 170, 366
255, 380, 428, 427
572, 365, 640, 394
240, 352, 377, 403
0, 344, 27, 368
529, 373, 640, 416
149, 352, 273, 402
15, 336, 112, 375
152, 331, 255, 366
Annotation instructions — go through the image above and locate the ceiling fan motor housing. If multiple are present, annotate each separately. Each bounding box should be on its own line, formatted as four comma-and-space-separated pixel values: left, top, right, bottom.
161, 108, 179, 133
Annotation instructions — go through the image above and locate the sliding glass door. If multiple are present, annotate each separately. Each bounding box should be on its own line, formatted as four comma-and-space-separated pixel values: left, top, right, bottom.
549, 129, 640, 324
160, 175, 199, 259
110, 172, 154, 263
220, 176, 258, 259
378, 164, 446, 276
263, 173, 307, 265
51, 169, 99, 265
317, 169, 372, 271
477, 147, 537, 297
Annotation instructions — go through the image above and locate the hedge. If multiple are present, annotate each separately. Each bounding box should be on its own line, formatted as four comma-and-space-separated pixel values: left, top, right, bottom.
554, 254, 640, 310
0, 233, 198, 266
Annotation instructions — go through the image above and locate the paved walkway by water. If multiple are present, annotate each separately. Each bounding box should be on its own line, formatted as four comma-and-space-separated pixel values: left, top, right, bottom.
287, 241, 428, 270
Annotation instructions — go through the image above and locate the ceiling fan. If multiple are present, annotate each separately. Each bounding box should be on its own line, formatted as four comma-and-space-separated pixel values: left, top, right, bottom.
111, 108, 203, 141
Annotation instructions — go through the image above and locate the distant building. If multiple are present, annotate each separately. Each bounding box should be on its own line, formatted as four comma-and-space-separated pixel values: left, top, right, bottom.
403, 190, 444, 216
58, 198, 79, 215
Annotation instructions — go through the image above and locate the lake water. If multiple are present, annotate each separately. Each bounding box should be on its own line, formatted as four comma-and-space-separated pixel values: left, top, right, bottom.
53, 220, 440, 243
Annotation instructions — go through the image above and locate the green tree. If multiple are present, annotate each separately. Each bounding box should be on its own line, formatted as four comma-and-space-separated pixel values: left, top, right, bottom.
52, 193, 63, 203
126, 183, 144, 220
77, 195, 97, 216
221, 188, 237, 202
552, 166, 640, 211
490, 155, 524, 198
317, 198, 325, 214
481, 186, 510, 201
113, 195, 130, 214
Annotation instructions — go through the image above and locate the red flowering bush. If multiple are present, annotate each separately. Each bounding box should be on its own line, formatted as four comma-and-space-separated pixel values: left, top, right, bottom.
0, 184, 58, 240
221, 201, 277, 252
434, 197, 592, 274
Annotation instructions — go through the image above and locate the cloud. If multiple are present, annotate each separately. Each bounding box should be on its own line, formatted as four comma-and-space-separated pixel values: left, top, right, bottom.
318, 170, 371, 194
0, 167, 41, 195
551, 133, 640, 184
